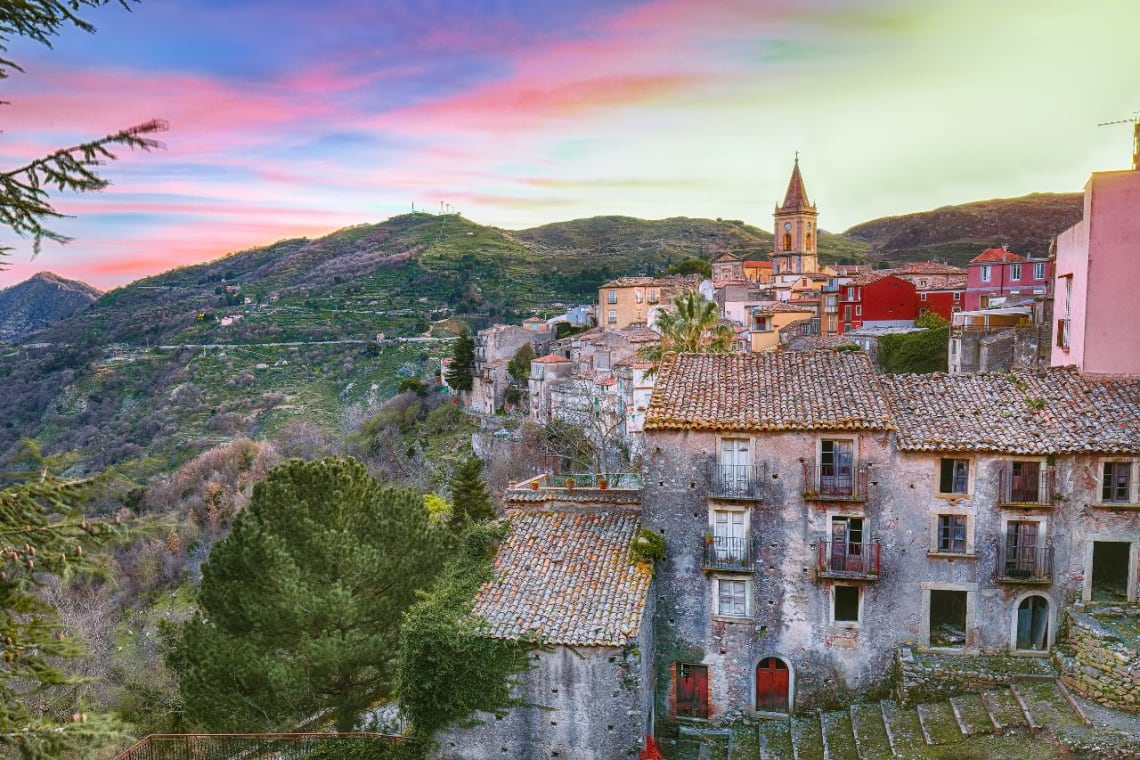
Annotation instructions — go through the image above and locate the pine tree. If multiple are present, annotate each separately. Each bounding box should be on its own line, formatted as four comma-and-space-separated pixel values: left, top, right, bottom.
169, 457, 450, 732
1, 1, 166, 266
447, 457, 495, 529
0, 444, 129, 758
445, 328, 475, 392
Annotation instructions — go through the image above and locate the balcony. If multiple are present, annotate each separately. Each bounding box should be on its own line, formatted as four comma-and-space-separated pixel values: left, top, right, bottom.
997, 465, 1056, 507
802, 463, 871, 502
817, 541, 881, 580
709, 462, 766, 501
703, 535, 753, 572
996, 543, 1053, 584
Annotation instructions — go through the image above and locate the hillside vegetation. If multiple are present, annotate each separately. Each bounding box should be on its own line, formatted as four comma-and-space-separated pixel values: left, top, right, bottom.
844, 192, 1083, 265
0, 271, 101, 340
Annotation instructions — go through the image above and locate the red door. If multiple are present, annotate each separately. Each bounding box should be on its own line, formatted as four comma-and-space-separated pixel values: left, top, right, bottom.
756, 658, 789, 712
675, 663, 708, 719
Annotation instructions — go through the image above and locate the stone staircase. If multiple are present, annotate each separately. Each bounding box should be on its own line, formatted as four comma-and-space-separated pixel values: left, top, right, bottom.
749, 680, 1086, 760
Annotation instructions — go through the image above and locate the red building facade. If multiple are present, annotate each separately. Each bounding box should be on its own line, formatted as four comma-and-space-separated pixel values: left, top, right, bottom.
838, 273, 918, 333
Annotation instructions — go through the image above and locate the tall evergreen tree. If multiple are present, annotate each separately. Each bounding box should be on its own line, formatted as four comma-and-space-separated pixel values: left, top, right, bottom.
169, 457, 449, 732
445, 328, 475, 392
447, 457, 495, 530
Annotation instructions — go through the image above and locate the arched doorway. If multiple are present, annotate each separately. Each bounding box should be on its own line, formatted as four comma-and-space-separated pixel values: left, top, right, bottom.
755, 657, 791, 713
1014, 595, 1051, 652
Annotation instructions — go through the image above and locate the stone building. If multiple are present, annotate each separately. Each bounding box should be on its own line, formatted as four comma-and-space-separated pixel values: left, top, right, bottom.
640, 351, 1140, 720
470, 324, 536, 414
437, 479, 654, 760
598, 276, 700, 331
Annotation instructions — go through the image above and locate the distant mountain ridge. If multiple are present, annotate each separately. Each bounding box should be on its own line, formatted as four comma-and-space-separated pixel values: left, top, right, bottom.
0, 271, 101, 341
844, 192, 1083, 266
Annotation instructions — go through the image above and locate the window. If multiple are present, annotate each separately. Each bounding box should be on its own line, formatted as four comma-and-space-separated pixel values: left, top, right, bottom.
980, 265, 992, 282
920, 292, 927, 301
712, 509, 748, 561
648, 289, 659, 304
607, 309, 617, 324
1010, 263, 1022, 281
1033, 262, 1046, 280
783, 233, 792, 251
953, 292, 961, 301
843, 305, 852, 321
939, 458, 969, 494
833, 585, 860, 623
937, 515, 967, 554
634, 290, 643, 304
715, 578, 749, 617
855, 305, 862, 317
607, 290, 617, 304
1102, 461, 1134, 503
820, 440, 856, 497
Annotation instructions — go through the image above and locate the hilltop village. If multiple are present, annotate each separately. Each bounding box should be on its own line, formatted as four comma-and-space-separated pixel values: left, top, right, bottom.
430, 158, 1140, 759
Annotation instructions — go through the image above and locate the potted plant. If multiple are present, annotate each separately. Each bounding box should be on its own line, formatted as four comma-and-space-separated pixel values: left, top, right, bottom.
704, 532, 715, 545
530, 480, 540, 490
597, 475, 609, 490
565, 477, 575, 491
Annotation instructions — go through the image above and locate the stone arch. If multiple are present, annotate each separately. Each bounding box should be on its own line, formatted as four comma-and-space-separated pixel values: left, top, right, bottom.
1009, 591, 1056, 654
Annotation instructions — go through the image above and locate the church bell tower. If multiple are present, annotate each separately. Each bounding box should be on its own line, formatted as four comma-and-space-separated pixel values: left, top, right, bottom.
772, 156, 819, 276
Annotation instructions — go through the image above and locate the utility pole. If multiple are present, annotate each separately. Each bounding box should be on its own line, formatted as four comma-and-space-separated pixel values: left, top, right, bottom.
1098, 114, 1140, 170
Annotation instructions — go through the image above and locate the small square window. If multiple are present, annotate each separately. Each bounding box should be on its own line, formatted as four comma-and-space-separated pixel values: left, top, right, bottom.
716, 578, 748, 617
1102, 462, 1133, 503
834, 585, 860, 623
920, 292, 927, 301
953, 292, 961, 301
939, 459, 969, 494
937, 515, 967, 554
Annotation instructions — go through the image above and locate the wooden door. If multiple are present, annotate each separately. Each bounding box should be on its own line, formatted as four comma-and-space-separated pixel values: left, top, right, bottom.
675, 663, 708, 719
755, 658, 789, 712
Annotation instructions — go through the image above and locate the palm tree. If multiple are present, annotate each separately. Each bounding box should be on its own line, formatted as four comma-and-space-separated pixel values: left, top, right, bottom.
639, 289, 735, 363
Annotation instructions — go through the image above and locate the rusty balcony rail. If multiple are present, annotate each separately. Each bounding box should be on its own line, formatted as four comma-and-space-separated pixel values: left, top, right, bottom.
817, 540, 881, 580
113, 733, 411, 760
709, 462, 766, 500
997, 465, 1057, 507
802, 463, 871, 501
702, 534, 753, 572
996, 543, 1054, 583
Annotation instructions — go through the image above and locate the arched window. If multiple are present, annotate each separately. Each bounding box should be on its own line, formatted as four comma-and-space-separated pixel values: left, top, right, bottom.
805, 233, 812, 251
783, 233, 792, 251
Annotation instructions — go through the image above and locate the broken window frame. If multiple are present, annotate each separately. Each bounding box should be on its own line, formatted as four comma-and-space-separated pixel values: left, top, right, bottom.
1101, 461, 1134, 503
936, 515, 968, 554
938, 458, 970, 495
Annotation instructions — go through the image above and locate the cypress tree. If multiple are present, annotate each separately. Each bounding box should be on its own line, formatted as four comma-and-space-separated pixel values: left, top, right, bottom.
447, 457, 495, 529
445, 329, 475, 392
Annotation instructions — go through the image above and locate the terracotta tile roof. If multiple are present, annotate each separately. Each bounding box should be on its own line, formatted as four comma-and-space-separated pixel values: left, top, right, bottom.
645, 351, 892, 432
714, 253, 741, 262
600, 275, 699, 289
472, 510, 651, 646
753, 303, 816, 314
881, 367, 1140, 454
851, 270, 901, 286
899, 262, 967, 275
533, 353, 571, 364
970, 247, 1025, 264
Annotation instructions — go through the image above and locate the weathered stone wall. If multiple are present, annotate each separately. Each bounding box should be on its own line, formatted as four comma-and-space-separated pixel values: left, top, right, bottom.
894, 648, 1055, 706
1057, 605, 1140, 713
435, 631, 653, 759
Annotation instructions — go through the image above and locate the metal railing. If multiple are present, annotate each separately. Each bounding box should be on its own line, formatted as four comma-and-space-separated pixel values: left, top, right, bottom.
703, 535, 753, 571
709, 462, 766, 500
997, 465, 1056, 507
817, 541, 881, 579
802, 463, 871, 501
996, 543, 1053, 583
113, 733, 410, 760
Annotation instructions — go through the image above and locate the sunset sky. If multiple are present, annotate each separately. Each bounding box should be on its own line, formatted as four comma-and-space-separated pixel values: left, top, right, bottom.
2, 0, 1138, 289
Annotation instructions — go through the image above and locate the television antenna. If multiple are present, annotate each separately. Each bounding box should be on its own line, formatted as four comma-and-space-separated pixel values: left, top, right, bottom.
1097, 112, 1140, 169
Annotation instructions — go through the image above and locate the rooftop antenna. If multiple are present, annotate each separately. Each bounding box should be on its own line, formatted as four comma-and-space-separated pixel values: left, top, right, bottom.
1097, 112, 1140, 170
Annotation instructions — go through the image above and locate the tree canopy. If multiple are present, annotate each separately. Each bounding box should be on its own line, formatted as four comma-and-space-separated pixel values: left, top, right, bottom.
639, 289, 734, 363
1, 1, 166, 265
169, 457, 450, 732
0, 443, 128, 758
447, 457, 495, 530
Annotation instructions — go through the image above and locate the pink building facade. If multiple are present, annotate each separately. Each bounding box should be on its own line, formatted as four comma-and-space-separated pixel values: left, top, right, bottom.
1052, 169, 1140, 375
964, 247, 1051, 311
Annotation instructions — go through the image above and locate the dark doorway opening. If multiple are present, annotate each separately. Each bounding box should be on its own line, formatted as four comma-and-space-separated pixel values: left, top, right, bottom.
755, 658, 790, 713
1015, 595, 1050, 651
929, 589, 967, 648
674, 663, 708, 719
1091, 541, 1131, 601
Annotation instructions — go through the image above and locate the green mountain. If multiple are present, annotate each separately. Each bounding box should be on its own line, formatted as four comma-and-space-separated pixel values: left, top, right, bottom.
844, 192, 1083, 266
0, 271, 101, 341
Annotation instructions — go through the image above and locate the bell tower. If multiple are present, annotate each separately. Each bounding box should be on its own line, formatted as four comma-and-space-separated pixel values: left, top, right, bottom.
772, 156, 819, 276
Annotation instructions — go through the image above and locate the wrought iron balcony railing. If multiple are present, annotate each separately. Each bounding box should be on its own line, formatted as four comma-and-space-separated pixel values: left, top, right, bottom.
996, 543, 1053, 583
997, 465, 1057, 507
703, 535, 753, 572
709, 462, 766, 500
802, 463, 871, 502
817, 540, 881, 580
